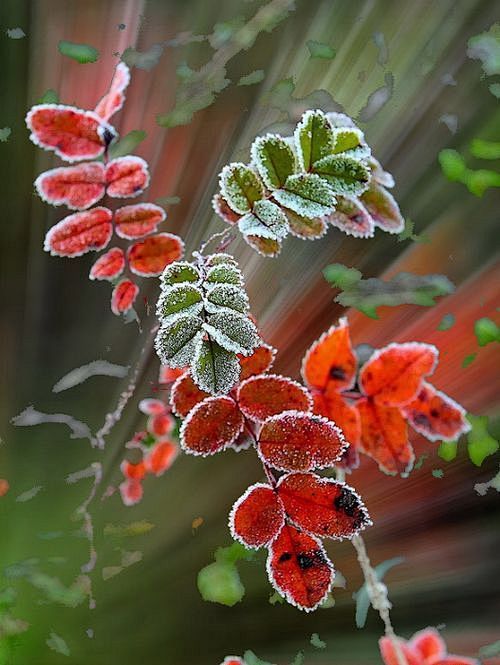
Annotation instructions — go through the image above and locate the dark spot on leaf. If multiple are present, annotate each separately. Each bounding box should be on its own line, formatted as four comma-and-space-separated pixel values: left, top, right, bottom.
334, 487, 359, 516
430, 409, 439, 418
329, 365, 345, 381
279, 552, 292, 563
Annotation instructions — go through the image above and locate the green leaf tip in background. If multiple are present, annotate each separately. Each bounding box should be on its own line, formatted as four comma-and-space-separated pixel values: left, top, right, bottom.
324, 265, 454, 318
38, 89, 59, 104
108, 130, 147, 159
474, 317, 500, 347
439, 148, 500, 197
353, 556, 404, 628
58, 40, 99, 64
103, 520, 155, 537
0, 128, 12, 143
307, 40, 336, 59
46, 632, 70, 656
398, 219, 429, 244
470, 139, 500, 160
479, 640, 500, 658
466, 415, 499, 466
243, 650, 275, 665
197, 542, 254, 607
310, 633, 326, 649
432, 468, 444, 478
437, 313, 456, 331
462, 353, 477, 368
238, 70, 265, 86
438, 440, 458, 462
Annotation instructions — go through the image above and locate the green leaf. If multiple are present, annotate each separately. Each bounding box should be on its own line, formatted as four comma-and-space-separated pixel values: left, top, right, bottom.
467, 415, 499, 466
474, 317, 500, 347
310, 633, 326, 649
290, 651, 305, 665
205, 284, 250, 315
238, 69, 265, 86
464, 168, 500, 197
353, 556, 404, 628
285, 208, 327, 239
122, 44, 164, 71
220, 163, 264, 214
307, 40, 336, 60
206, 263, 244, 286
0, 127, 12, 143
331, 128, 363, 154
58, 40, 99, 64
243, 651, 274, 665
215, 542, 254, 565
432, 468, 444, 478
239, 200, 289, 241
197, 561, 244, 607
324, 267, 455, 319
313, 154, 370, 196
103, 521, 155, 538
156, 284, 203, 320
161, 261, 201, 286
203, 311, 259, 355
191, 339, 240, 394
251, 134, 297, 190
46, 632, 70, 656
37, 89, 59, 104
273, 173, 336, 218
439, 149, 467, 182
205, 253, 238, 267
479, 640, 500, 659
397, 219, 429, 244
108, 130, 147, 159
437, 313, 456, 331
154, 315, 203, 368
294, 109, 335, 171
462, 353, 477, 368
470, 138, 500, 160
489, 82, 500, 98
438, 440, 458, 462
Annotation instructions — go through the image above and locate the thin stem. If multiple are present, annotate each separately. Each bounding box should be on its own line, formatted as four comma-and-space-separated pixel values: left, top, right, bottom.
351, 534, 408, 665
198, 229, 234, 256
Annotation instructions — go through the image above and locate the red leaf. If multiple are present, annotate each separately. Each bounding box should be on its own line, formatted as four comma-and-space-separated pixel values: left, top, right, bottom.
325, 196, 374, 238
220, 659, 245, 665
138, 398, 166, 415
238, 343, 276, 381
229, 483, 285, 548
237, 374, 312, 422
170, 372, 209, 418
266, 523, 334, 611
105, 156, 150, 199
145, 441, 178, 476
212, 193, 242, 225
148, 413, 174, 437
44, 207, 113, 257
312, 390, 361, 448
276, 472, 370, 539
433, 659, 479, 665
115, 203, 165, 240
357, 397, 413, 476
127, 233, 184, 276
301, 318, 357, 393
401, 382, 470, 442
35, 162, 105, 210
26, 104, 115, 162
159, 366, 185, 384
94, 62, 130, 121
120, 459, 146, 481
111, 279, 139, 316
361, 181, 404, 234
409, 628, 446, 660
180, 396, 244, 456
89, 247, 125, 281
359, 342, 438, 406
119, 479, 143, 506
258, 411, 346, 472
379, 637, 421, 665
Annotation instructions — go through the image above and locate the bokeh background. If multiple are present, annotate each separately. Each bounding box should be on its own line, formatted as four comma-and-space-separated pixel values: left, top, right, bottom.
0, 0, 499, 663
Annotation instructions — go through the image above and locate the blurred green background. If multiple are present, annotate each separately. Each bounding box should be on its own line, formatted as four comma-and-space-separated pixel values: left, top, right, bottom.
0, 0, 499, 663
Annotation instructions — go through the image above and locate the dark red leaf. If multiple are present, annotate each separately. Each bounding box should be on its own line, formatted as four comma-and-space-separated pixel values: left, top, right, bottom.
359, 342, 438, 406
237, 374, 312, 422
35, 162, 105, 210
238, 343, 276, 381
105, 156, 150, 199
170, 372, 210, 418
127, 233, 184, 276
111, 279, 139, 316
26, 104, 115, 162
180, 396, 244, 456
276, 472, 370, 539
44, 207, 113, 257
266, 523, 334, 611
229, 483, 285, 548
89, 247, 125, 281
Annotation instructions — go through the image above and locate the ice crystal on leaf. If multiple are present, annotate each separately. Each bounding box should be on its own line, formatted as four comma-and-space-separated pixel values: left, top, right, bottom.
213, 109, 403, 255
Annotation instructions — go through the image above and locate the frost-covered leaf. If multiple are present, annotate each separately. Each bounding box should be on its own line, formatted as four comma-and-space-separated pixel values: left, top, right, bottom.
115, 203, 165, 239
35, 162, 105, 210
360, 181, 404, 233
220, 163, 264, 214
313, 155, 370, 196
239, 344, 276, 380
205, 253, 239, 267
331, 128, 364, 154
229, 483, 285, 548
44, 207, 113, 257
273, 173, 336, 218
161, 261, 201, 287
212, 193, 242, 225
294, 110, 335, 171
156, 284, 204, 320
324, 265, 455, 319
58, 40, 99, 63
89, 247, 125, 281
267, 524, 334, 611
258, 411, 346, 472
94, 62, 130, 122
206, 263, 244, 287
251, 134, 297, 190
105, 156, 150, 199
192, 339, 241, 394
368, 156, 395, 188
239, 200, 289, 241
325, 196, 374, 238
244, 235, 281, 257
111, 279, 139, 316
154, 315, 203, 368
204, 311, 260, 356
285, 208, 327, 239
128, 233, 184, 276
170, 372, 209, 417
205, 284, 250, 315
237, 374, 312, 422
181, 396, 243, 455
